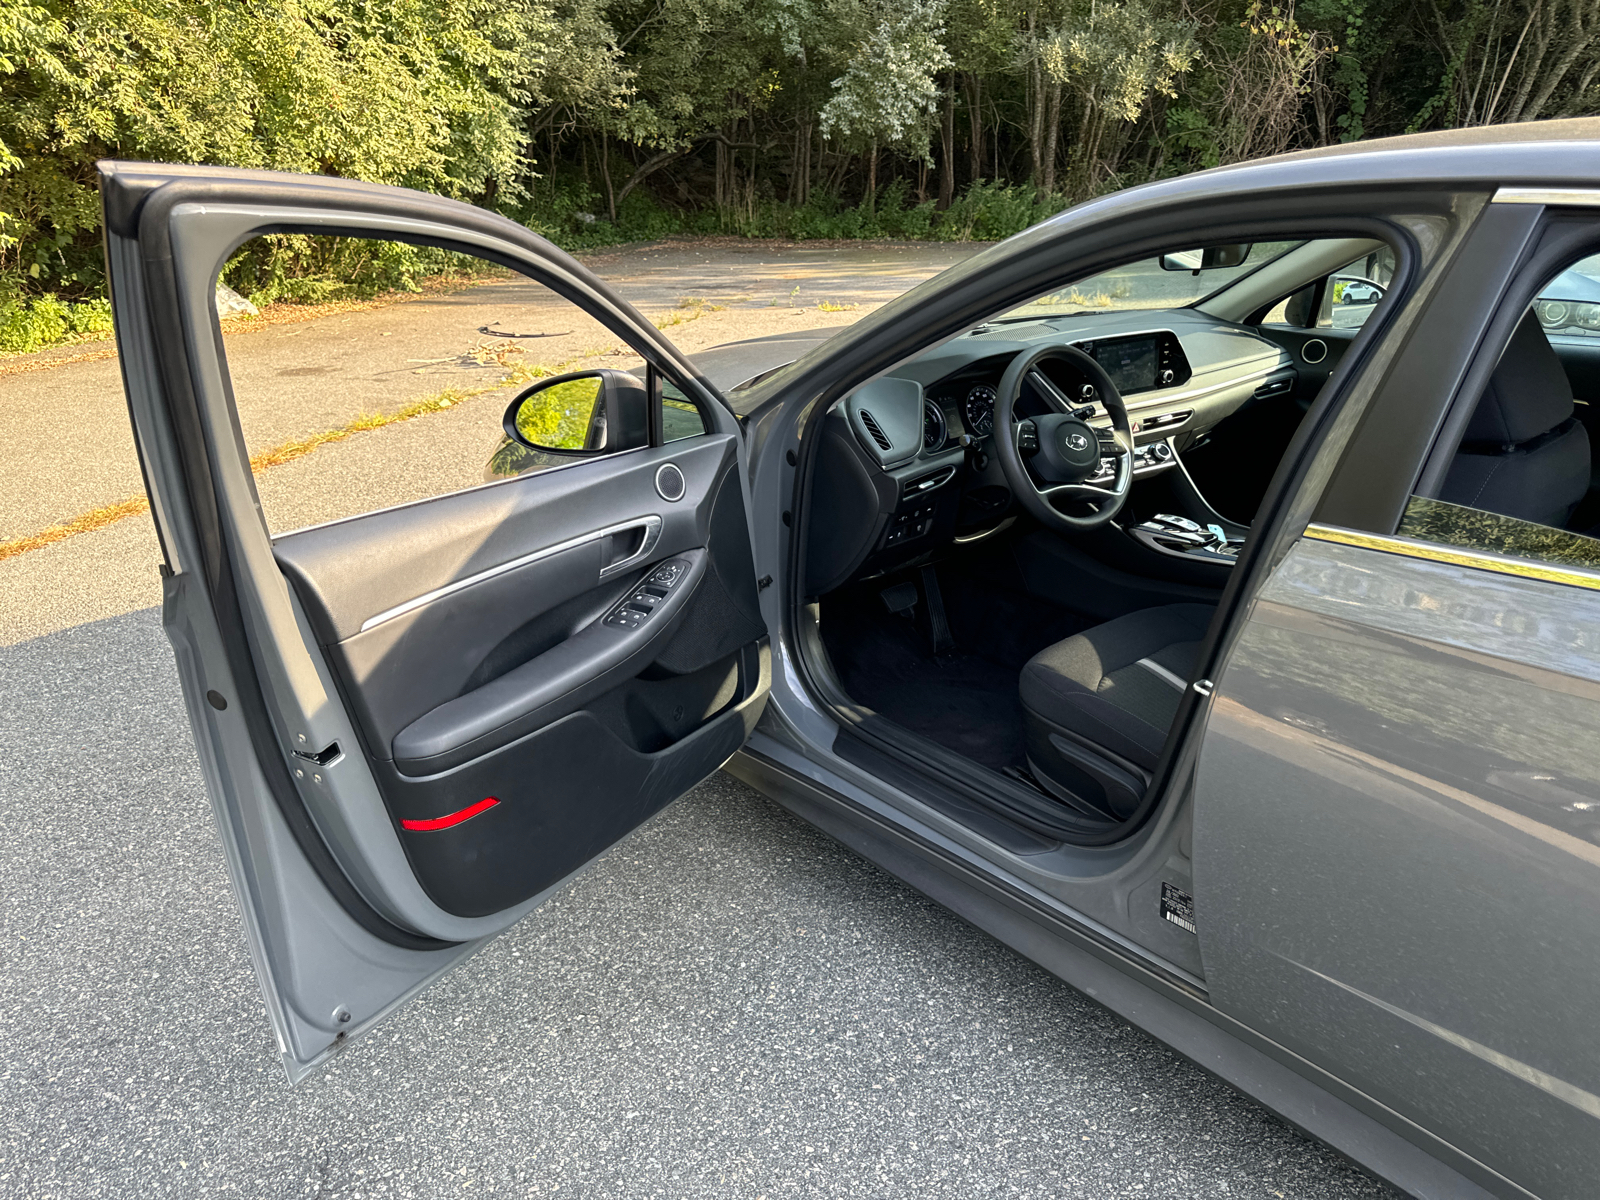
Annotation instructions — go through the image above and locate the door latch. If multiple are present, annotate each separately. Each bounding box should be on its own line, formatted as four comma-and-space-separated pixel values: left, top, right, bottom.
293, 741, 343, 767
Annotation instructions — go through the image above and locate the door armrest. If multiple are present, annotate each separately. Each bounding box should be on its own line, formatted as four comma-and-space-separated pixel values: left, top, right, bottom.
391, 550, 707, 776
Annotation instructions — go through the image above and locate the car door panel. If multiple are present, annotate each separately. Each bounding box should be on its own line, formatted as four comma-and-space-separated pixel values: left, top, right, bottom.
1194, 532, 1600, 1196
274, 436, 748, 761
271, 437, 767, 920
101, 161, 768, 1078
1254, 324, 1356, 400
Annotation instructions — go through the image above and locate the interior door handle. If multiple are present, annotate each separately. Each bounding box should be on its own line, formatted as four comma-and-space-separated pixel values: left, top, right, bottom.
598, 515, 663, 580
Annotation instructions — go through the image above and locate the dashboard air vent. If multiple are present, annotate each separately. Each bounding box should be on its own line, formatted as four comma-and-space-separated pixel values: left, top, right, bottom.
859, 409, 893, 451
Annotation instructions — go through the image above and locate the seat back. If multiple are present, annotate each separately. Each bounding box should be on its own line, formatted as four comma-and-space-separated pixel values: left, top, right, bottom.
1440, 311, 1590, 528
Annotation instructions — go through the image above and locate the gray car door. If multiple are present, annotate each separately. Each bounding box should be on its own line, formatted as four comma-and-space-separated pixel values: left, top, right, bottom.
1193, 196, 1600, 1199
100, 162, 770, 1081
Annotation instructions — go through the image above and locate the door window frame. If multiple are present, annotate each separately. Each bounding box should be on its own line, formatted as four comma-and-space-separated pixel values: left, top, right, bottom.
121, 176, 745, 947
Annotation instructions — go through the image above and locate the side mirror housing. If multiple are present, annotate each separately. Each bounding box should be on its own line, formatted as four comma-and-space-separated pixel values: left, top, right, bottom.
1158, 243, 1252, 273
502, 369, 649, 455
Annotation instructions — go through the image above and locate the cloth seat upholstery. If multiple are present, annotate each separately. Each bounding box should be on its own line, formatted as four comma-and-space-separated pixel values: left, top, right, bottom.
1439, 311, 1589, 529
1019, 603, 1214, 776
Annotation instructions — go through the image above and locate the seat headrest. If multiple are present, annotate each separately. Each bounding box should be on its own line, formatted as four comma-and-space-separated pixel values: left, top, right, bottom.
1465, 311, 1574, 445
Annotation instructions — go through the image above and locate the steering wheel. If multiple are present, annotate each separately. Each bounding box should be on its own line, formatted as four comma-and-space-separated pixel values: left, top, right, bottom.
993, 344, 1134, 532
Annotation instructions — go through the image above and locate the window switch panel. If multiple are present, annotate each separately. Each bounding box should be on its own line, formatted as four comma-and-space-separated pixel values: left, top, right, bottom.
604, 557, 691, 629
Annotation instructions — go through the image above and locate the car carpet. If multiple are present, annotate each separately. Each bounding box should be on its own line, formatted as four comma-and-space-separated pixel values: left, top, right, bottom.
820, 567, 1092, 774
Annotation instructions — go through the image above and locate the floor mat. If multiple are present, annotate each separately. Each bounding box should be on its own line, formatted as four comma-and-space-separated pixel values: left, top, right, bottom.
820, 567, 1091, 774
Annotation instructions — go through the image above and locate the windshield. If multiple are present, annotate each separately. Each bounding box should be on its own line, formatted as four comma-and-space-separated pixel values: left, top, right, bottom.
998, 240, 1304, 320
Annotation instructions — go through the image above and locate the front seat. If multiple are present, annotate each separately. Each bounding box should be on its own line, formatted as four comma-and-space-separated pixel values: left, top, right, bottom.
1439, 311, 1589, 528
1019, 604, 1213, 820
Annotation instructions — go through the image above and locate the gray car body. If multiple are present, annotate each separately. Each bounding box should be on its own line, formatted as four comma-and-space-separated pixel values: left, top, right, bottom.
101, 117, 1600, 1200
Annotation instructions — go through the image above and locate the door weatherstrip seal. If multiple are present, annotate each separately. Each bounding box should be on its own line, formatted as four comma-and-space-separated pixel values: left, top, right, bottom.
1304, 522, 1600, 593
359, 515, 662, 632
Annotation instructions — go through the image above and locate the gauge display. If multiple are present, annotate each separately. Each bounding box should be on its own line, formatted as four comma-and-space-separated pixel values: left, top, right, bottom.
923, 400, 948, 450
964, 385, 996, 437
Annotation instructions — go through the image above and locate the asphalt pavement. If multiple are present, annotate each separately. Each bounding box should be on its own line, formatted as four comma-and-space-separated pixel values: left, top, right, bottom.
0, 607, 1395, 1199
0, 240, 1398, 1198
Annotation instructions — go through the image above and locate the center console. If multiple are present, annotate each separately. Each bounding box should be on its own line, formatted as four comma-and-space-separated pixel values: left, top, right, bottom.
1126, 513, 1244, 563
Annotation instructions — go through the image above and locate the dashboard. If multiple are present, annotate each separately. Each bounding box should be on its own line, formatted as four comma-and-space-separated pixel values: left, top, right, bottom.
804, 308, 1294, 596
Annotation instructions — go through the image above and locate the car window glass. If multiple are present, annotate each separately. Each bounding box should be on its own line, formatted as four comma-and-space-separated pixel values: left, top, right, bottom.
999, 240, 1302, 319
1535, 251, 1600, 339
1402, 258, 1600, 570
662, 379, 709, 442
218, 234, 693, 536
1316, 247, 1397, 331
1262, 283, 1317, 327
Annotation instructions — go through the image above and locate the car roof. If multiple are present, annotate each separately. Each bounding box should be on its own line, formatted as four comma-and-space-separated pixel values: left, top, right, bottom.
1274, 116, 1600, 161
1155, 117, 1600, 196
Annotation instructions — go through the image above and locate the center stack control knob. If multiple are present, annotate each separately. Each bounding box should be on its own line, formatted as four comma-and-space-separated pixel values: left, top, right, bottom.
1152, 442, 1173, 462
1160, 369, 1175, 385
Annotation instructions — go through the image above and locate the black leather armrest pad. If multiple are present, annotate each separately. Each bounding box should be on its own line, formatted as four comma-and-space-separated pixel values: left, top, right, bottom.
391, 549, 707, 776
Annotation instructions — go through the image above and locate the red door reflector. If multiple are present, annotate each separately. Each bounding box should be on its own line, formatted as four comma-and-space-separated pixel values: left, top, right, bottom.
400, 797, 500, 832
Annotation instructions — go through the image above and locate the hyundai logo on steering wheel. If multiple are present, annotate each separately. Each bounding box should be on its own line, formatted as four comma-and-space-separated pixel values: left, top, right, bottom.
1065, 431, 1090, 452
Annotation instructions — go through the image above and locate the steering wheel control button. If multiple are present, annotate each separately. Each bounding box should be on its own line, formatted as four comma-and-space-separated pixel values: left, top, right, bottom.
654, 462, 686, 502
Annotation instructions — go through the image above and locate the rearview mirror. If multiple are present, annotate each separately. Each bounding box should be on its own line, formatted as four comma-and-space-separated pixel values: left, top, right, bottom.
502, 369, 649, 454
1158, 244, 1253, 273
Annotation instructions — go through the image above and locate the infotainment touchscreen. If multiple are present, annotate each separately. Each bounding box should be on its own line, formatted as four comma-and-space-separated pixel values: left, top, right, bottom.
1094, 336, 1157, 393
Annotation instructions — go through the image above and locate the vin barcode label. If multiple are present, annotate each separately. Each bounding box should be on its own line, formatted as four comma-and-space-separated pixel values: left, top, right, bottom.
1161, 882, 1196, 934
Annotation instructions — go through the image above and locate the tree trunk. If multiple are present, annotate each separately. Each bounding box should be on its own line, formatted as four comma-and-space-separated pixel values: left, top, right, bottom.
716, 120, 737, 211
939, 73, 957, 209
1040, 80, 1062, 198
866, 140, 879, 204
1027, 59, 1044, 195
600, 130, 617, 222
790, 119, 811, 205
965, 73, 985, 182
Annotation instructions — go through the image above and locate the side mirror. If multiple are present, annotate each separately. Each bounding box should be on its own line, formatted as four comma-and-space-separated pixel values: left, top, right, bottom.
502, 369, 649, 454
1158, 244, 1253, 273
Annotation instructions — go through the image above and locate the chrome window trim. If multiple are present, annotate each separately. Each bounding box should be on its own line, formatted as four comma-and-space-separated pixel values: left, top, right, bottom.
1492, 187, 1600, 208
1305, 521, 1600, 593
358, 514, 663, 632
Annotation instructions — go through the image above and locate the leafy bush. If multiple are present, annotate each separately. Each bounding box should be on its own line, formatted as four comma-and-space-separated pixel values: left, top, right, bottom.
937, 182, 1069, 242
0, 289, 113, 353
221, 236, 501, 307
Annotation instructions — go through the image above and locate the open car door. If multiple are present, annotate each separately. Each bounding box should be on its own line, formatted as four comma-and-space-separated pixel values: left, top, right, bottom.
99, 162, 770, 1080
